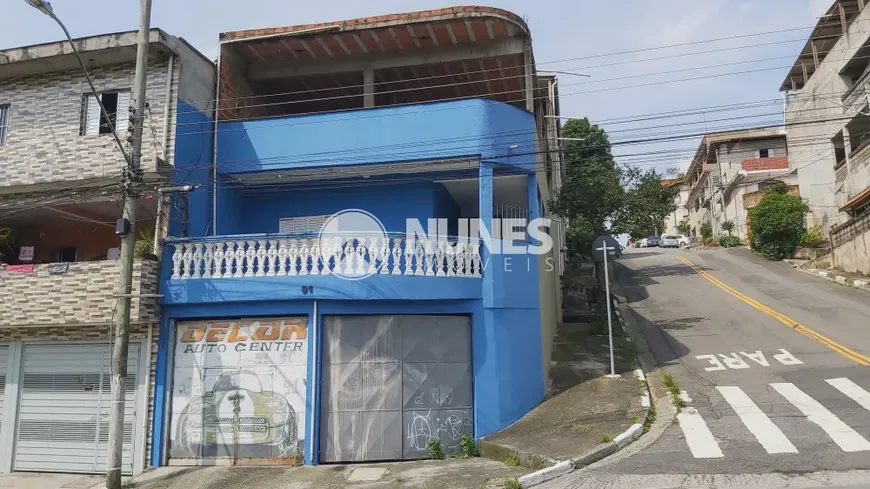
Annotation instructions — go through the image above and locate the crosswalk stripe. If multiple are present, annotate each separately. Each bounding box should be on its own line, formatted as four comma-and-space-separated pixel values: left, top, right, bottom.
826, 378, 870, 412
771, 382, 870, 452
716, 386, 798, 454
677, 406, 724, 458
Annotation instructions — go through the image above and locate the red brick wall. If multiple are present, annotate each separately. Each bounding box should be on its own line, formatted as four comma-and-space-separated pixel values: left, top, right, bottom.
742, 156, 789, 172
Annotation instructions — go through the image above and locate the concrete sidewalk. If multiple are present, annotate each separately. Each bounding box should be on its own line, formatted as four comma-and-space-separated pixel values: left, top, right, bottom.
478, 327, 643, 469
0, 459, 530, 489
0, 472, 106, 489
123, 458, 529, 489
478, 261, 647, 481
784, 259, 870, 291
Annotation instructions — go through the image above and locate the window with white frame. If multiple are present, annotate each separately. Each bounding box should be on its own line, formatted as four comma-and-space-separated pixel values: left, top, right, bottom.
279, 215, 330, 234
0, 104, 9, 145
758, 148, 770, 158
80, 90, 131, 136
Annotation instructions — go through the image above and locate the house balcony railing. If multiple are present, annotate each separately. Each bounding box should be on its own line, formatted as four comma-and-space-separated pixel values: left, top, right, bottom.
837, 161, 849, 182
843, 70, 870, 110
167, 233, 484, 280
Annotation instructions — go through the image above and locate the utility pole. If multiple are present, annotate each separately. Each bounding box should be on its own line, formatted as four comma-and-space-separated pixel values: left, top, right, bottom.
23, 2, 150, 486
106, 1, 152, 487
715, 146, 728, 233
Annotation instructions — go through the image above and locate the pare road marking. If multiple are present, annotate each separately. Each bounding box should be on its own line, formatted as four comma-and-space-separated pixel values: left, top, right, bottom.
695, 349, 802, 371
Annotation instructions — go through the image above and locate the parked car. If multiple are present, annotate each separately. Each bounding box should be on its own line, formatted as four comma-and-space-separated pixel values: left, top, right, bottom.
639, 238, 649, 248
646, 236, 660, 247
660, 234, 680, 248
675, 235, 691, 247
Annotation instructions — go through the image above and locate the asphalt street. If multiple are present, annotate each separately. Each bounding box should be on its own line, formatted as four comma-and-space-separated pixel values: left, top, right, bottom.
546, 246, 870, 489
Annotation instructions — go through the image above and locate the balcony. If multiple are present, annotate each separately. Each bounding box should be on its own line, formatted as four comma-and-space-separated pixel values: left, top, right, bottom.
843, 69, 870, 111
0, 259, 159, 327
162, 233, 485, 304
837, 161, 849, 182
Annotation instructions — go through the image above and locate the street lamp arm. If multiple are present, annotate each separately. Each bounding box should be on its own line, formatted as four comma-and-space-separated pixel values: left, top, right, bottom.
47, 12, 132, 166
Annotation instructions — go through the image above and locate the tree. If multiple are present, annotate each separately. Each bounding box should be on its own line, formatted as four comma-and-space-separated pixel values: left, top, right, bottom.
611, 167, 680, 239
700, 221, 713, 240
748, 187, 809, 260
550, 118, 623, 256
678, 220, 690, 236
720, 219, 735, 236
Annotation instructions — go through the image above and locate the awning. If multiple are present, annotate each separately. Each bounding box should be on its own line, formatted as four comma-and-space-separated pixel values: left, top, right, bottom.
840, 186, 870, 216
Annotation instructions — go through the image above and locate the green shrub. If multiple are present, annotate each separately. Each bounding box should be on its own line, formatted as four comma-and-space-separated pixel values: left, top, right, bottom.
134, 228, 156, 259
504, 452, 520, 467
459, 434, 479, 458
749, 190, 809, 260
720, 219, 735, 236
801, 224, 825, 248
427, 439, 445, 460
700, 221, 713, 239
718, 235, 741, 248
504, 477, 523, 489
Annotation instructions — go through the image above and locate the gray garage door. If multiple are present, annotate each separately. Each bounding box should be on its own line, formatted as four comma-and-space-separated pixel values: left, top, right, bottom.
14, 343, 141, 474
320, 315, 473, 462
0, 346, 8, 439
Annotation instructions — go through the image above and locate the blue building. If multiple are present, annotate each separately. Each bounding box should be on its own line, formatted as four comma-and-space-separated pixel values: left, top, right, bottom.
150, 7, 565, 467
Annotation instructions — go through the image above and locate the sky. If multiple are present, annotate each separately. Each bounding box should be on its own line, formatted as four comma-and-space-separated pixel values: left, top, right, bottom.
1, 0, 832, 173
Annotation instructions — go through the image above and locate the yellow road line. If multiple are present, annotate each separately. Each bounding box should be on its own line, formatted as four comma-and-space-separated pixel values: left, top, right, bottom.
676, 255, 870, 366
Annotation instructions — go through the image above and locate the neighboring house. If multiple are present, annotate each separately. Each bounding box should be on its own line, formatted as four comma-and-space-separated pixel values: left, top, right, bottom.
152, 7, 565, 467
661, 178, 688, 235
684, 128, 795, 241
780, 0, 870, 274
0, 31, 214, 476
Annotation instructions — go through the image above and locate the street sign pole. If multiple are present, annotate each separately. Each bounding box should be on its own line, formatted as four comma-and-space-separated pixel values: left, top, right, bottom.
596, 243, 619, 378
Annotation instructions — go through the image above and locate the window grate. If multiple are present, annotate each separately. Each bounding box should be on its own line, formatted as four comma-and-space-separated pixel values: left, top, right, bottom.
279, 215, 330, 234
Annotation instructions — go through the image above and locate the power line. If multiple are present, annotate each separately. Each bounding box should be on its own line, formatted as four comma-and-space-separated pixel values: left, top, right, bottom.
171, 126, 852, 196
165, 104, 863, 175
166, 24, 869, 121
167, 59, 870, 137
169, 23, 821, 110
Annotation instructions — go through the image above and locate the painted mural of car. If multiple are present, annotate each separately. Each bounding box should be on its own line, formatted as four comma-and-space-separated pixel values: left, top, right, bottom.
174, 370, 298, 456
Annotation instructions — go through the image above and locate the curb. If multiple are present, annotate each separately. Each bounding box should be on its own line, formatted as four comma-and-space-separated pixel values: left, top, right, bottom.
783, 261, 870, 292
517, 460, 574, 488
514, 296, 651, 488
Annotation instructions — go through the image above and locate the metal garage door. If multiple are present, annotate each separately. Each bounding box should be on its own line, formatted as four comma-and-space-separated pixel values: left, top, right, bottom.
0, 346, 8, 438
14, 343, 141, 474
320, 315, 473, 462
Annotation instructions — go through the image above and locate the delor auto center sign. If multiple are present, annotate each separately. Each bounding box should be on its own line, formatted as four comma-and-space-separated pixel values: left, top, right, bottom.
179, 319, 307, 354
171, 317, 309, 460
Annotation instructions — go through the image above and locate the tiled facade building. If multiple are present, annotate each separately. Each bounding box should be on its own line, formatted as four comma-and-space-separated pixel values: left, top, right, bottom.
0, 30, 214, 476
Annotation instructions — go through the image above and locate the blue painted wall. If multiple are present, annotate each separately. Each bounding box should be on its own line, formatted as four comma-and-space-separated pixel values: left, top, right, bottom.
477, 242, 544, 434
155, 98, 546, 465
172, 101, 214, 238
221, 181, 460, 235
216, 99, 535, 175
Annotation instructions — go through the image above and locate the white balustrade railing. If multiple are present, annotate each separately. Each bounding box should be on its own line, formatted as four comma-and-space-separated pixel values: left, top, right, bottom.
168, 235, 483, 280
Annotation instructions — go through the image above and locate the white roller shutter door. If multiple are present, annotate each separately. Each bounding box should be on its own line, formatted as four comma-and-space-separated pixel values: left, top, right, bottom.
0, 346, 8, 437
13, 343, 141, 475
